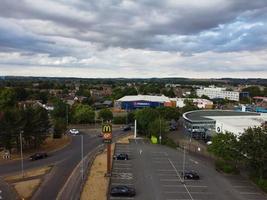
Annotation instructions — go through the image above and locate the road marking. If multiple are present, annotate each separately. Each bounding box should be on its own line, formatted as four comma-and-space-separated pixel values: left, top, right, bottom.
110, 197, 134, 200
111, 183, 134, 186
164, 191, 212, 195
139, 149, 142, 155
160, 179, 180, 182
156, 169, 175, 172
168, 158, 194, 200
113, 167, 132, 170
240, 192, 262, 195
113, 163, 132, 166
233, 185, 254, 188
163, 185, 208, 188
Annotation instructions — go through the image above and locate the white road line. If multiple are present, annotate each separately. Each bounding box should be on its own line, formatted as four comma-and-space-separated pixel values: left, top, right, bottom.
163, 185, 208, 188
160, 179, 180, 182
158, 174, 176, 176
111, 183, 134, 186
156, 169, 175, 172
164, 191, 212, 195
233, 185, 254, 188
113, 163, 132, 165
113, 167, 132, 170
110, 197, 134, 200
240, 192, 262, 195
168, 158, 194, 200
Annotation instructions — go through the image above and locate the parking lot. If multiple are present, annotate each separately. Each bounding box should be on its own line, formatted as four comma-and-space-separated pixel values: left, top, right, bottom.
109, 138, 267, 200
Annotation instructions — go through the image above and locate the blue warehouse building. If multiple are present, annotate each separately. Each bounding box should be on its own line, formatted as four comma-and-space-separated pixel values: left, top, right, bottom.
115, 95, 171, 110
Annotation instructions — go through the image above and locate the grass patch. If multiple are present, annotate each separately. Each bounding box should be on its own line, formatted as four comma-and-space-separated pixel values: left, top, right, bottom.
251, 177, 267, 193
162, 137, 178, 149
14, 179, 41, 199
215, 160, 239, 174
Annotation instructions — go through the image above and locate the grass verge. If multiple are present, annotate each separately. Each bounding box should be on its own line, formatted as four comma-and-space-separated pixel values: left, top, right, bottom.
215, 160, 239, 174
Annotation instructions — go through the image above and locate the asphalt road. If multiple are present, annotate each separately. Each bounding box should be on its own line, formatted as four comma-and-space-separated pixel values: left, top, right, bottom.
110, 138, 267, 200
0, 128, 127, 200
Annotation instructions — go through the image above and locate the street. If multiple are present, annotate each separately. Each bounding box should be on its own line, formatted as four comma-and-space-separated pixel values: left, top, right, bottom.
0, 128, 126, 200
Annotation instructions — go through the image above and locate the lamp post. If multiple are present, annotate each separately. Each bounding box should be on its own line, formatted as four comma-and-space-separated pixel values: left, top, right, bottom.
159, 117, 162, 145
20, 131, 24, 178
81, 135, 84, 181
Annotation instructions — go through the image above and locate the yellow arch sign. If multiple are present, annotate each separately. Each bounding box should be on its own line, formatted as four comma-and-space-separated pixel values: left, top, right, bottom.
102, 124, 112, 133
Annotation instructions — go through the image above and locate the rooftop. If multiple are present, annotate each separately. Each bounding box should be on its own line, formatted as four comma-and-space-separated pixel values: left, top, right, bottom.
183, 110, 261, 122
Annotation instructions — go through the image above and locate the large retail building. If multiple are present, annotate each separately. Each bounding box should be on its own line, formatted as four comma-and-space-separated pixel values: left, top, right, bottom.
183, 110, 267, 138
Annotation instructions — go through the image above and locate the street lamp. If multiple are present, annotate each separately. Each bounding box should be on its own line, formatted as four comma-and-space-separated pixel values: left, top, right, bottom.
159, 117, 162, 145
20, 131, 24, 178
81, 135, 84, 181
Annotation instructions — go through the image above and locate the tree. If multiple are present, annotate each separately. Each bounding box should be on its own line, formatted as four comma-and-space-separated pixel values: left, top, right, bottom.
239, 127, 267, 179
98, 108, 113, 122
71, 104, 95, 124
0, 109, 23, 151
208, 132, 240, 164
135, 108, 159, 135
51, 98, 68, 120
0, 88, 16, 109
148, 118, 168, 138
22, 107, 50, 148
156, 107, 181, 121
242, 86, 262, 97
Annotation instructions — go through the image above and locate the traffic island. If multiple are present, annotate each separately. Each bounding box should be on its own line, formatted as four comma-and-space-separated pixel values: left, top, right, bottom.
4, 165, 52, 200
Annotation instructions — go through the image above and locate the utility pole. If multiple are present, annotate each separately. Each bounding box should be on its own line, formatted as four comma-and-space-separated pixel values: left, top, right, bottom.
182, 145, 186, 183
134, 119, 137, 138
81, 135, 84, 181
66, 105, 68, 126
20, 131, 24, 178
159, 117, 162, 144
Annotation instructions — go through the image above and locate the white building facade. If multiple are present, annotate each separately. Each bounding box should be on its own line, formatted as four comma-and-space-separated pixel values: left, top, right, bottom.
196, 87, 240, 101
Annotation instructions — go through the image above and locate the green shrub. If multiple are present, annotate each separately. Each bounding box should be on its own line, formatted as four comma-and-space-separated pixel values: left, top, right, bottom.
113, 116, 126, 124
252, 177, 267, 193
162, 137, 178, 149
215, 160, 239, 174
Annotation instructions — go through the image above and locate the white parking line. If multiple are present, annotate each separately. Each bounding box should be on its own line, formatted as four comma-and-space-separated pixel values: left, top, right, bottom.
111, 183, 134, 186
156, 169, 175, 172
240, 192, 262, 195
233, 185, 254, 188
113, 167, 132, 170
164, 191, 212, 195
113, 163, 132, 166
110, 197, 134, 200
163, 185, 208, 188
168, 158, 194, 200
160, 179, 180, 182
189, 159, 199, 164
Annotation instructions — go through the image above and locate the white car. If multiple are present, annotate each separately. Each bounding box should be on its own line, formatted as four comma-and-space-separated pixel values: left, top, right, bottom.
69, 129, 79, 135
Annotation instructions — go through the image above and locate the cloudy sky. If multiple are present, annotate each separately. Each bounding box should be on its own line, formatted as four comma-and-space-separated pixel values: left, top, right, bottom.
0, 0, 267, 78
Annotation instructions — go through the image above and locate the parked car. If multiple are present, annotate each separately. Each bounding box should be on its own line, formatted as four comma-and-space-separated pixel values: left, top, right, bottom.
181, 171, 200, 180
69, 129, 79, 135
122, 125, 131, 131
110, 186, 136, 197
113, 153, 129, 160
30, 153, 48, 161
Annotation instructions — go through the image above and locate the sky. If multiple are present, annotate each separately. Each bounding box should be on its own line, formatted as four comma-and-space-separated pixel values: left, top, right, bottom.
0, 0, 267, 78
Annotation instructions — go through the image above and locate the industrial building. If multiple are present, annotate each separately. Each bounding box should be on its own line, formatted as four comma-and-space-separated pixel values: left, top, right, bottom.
196, 86, 240, 101
183, 110, 267, 139
115, 95, 213, 110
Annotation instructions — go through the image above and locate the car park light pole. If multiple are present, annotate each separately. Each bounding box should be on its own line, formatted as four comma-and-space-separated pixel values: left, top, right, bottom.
81, 135, 84, 181
20, 131, 24, 178
182, 145, 186, 183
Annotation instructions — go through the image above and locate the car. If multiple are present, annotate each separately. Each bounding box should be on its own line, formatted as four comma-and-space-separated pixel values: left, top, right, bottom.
69, 128, 79, 135
122, 125, 131, 131
30, 153, 48, 161
113, 153, 129, 160
181, 171, 200, 180
110, 186, 136, 197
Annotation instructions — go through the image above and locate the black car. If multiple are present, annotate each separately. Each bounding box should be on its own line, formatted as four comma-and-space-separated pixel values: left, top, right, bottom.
122, 125, 131, 131
110, 186, 136, 197
181, 171, 200, 180
30, 153, 48, 161
113, 153, 129, 160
